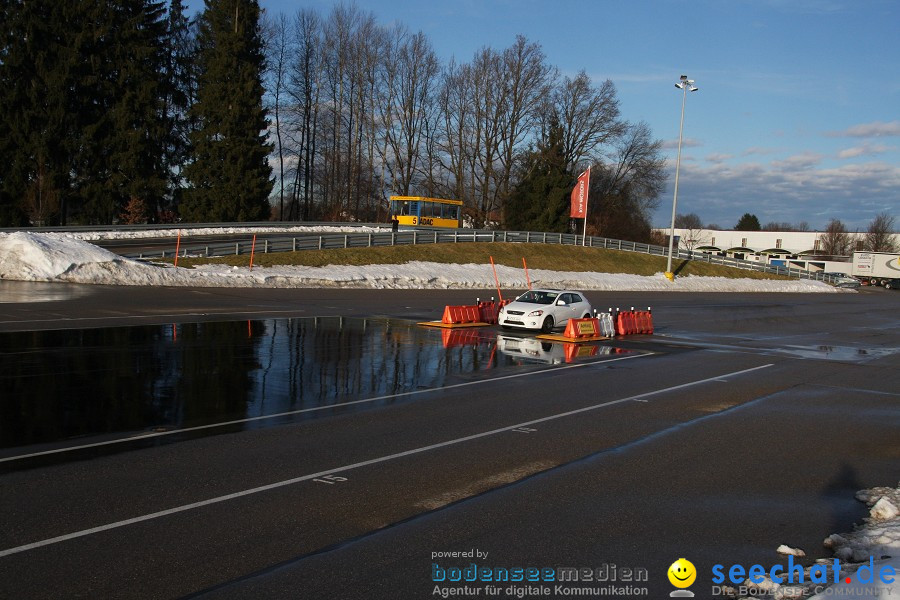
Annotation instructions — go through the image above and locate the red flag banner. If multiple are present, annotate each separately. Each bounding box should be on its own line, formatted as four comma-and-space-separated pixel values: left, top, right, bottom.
570, 167, 590, 218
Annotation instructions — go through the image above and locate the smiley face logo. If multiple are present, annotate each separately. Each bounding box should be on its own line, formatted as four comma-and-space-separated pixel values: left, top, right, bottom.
667, 558, 696, 588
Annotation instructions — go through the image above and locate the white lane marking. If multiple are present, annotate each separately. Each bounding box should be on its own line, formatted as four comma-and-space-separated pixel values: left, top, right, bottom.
0, 363, 772, 558
1, 353, 649, 463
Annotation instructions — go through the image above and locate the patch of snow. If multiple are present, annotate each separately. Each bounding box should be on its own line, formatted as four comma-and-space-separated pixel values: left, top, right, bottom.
0, 231, 842, 293
57, 224, 388, 241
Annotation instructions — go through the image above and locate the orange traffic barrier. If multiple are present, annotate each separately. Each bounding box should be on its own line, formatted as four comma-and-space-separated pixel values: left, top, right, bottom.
441, 305, 481, 325
613, 308, 654, 335
563, 317, 601, 339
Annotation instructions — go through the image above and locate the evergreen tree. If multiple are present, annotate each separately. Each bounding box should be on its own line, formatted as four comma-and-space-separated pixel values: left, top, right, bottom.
161, 0, 199, 219
103, 0, 169, 223
0, 1, 78, 225
182, 0, 273, 222
734, 213, 761, 231
506, 120, 573, 233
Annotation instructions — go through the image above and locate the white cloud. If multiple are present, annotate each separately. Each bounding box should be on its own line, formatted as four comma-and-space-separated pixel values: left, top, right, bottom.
742, 146, 780, 157
770, 152, 824, 171
836, 143, 895, 159
705, 153, 734, 164
826, 120, 900, 138
661, 138, 703, 150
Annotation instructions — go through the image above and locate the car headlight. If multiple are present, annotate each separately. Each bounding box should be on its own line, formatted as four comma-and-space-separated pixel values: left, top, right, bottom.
527, 310, 544, 317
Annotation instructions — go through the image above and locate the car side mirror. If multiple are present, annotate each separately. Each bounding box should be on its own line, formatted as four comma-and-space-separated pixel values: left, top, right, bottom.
556, 299, 566, 306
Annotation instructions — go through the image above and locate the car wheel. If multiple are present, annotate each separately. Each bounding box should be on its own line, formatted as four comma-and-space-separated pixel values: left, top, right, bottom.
541, 315, 554, 333
886, 282, 894, 290
582, 313, 591, 319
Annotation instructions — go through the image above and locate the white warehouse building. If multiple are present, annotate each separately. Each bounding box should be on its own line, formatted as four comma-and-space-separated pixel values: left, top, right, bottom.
655, 228, 900, 274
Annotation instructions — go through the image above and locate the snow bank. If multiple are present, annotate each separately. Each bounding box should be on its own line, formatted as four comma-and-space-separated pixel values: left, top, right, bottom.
0, 231, 841, 293
722, 484, 900, 599
56, 224, 386, 241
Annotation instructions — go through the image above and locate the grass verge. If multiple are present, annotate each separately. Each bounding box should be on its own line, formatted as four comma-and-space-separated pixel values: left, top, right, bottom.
167, 242, 788, 280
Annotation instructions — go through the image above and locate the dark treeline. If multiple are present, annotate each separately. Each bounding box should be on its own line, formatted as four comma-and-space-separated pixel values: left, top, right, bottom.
0, 1, 666, 240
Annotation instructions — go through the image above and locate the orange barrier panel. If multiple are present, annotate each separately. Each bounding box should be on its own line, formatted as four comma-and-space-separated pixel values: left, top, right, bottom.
613, 308, 654, 336
441, 305, 482, 324
563, 317, 601, 339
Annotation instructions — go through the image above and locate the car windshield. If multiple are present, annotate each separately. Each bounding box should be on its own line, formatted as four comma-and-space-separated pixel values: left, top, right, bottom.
515, 290, 558, 305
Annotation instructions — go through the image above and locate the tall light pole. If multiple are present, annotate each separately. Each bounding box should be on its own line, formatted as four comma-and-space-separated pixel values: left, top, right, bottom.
665, 75, 698, 281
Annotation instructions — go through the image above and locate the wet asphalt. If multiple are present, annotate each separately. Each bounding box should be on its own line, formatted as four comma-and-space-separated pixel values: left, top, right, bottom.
0, 282, 898, 599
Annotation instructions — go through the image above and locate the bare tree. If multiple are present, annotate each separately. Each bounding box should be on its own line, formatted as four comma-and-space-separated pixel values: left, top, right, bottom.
265, 12, 291, 220
287, 8, 323, 220
496, 36, 554, 219
864, 212, 898, 252
547, 71, 623, 170
818, 218, 853, 256
675, 213, 706, 251
379, 28, 439, 196
589, 121, 666, 238
21, 160, 59, 226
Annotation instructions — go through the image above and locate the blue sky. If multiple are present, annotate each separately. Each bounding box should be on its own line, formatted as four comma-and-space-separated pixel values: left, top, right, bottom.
188, 0, 899, 231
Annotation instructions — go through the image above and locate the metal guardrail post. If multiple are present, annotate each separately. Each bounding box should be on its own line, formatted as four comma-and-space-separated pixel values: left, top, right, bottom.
234, 243, 239, 255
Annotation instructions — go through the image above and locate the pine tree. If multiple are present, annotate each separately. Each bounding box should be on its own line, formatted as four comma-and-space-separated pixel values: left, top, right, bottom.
735, 213, 761, 231
506, 120, 573, 233
182, 0, 273, 222
0, 1, 78, 225
104, 0, 169, 223
162, 0, 199, 218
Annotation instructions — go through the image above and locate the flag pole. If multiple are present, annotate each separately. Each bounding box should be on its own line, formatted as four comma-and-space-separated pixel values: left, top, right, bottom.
582, 166, 590, 246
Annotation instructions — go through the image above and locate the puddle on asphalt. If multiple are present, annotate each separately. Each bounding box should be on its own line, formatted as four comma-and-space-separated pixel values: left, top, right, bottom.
0, 317, 634, 452
775, 345, 900, 362
660, 333, 900, 364
0, 281, 94, 303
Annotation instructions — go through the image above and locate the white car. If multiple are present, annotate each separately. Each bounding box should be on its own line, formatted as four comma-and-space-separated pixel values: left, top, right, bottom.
498, 289, 593, 333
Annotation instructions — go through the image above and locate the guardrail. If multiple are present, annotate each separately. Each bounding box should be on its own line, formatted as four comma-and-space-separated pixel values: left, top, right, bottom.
124, 226, 844, 285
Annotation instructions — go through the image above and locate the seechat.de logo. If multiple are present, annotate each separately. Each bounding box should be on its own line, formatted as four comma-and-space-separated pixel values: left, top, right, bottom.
667, 558, 696, 597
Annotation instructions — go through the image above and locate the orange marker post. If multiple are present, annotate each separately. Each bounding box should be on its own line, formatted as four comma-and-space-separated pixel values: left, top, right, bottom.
522, 257, 532, 290
249, 234, 257, 271
489, 256, 503, 302
174, 229, 181, 268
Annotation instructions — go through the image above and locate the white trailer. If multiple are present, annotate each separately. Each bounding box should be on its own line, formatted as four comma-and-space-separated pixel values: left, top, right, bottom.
851, 251, 900, 284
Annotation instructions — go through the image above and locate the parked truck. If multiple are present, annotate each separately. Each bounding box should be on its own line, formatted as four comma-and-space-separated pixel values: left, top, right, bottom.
851, 251, 900, 285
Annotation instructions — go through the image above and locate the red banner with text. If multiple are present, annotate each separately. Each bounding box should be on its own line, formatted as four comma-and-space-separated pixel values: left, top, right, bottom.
570, 167, 590, 218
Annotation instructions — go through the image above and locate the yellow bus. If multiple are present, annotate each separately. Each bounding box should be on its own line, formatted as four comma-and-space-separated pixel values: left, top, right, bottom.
389, 196, 462, 228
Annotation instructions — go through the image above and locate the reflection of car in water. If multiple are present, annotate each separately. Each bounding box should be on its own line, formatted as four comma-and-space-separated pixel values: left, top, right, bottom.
498, 335, 568, 364
498, 289, 593, 333
497, 334, 609, 365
